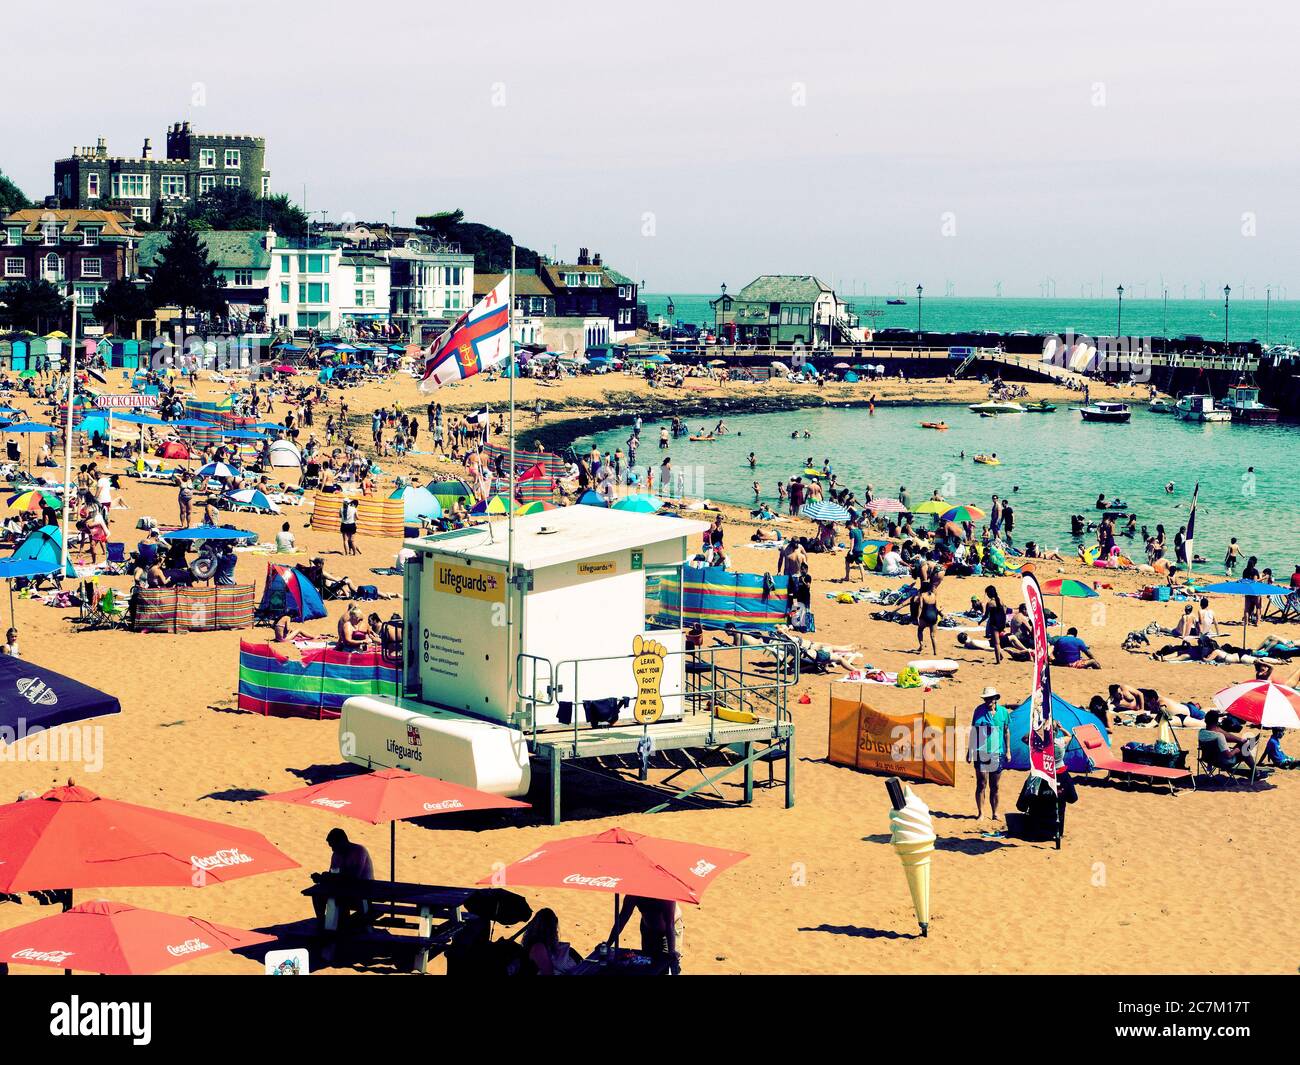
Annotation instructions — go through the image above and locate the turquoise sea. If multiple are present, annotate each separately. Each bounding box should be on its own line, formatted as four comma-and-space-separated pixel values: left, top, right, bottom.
643, 294, 1300, 347
581, 405, 1296, 575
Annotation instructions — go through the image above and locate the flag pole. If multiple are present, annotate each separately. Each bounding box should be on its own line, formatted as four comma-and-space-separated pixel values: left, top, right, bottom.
60, 290, 78, 572
507, 246, 517, 727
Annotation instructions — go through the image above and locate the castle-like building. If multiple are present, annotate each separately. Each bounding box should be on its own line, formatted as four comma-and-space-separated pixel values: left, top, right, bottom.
52, 122, 270, 225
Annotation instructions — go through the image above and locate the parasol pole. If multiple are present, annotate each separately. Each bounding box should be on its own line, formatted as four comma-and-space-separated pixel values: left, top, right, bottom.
59, 292, 78, 572
507, 246, 517, 731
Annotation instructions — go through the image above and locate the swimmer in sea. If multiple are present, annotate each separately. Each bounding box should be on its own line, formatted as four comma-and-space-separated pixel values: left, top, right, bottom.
1165, 482, 1175, 494
748, 452, 756, 469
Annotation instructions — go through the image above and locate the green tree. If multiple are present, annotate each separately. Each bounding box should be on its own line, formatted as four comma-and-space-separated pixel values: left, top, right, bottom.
413, 210, 541, 273
182, 185, 307, 240
0, 278, 66, 333
414, 209, 464, 243
146, 223, 227, 337
0, 170, 31, 215
93, 278, 157, 336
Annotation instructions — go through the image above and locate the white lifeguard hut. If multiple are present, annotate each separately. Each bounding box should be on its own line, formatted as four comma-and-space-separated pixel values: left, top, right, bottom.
340, 504, 798, 823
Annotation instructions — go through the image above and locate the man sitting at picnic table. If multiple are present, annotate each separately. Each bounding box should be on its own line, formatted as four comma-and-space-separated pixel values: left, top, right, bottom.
311, 828, 375, 930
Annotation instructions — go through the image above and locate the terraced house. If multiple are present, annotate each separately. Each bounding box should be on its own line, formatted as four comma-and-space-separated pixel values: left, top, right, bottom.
138, 228, 272, 330
2, 207, 140, 318
539, 248, 639, 346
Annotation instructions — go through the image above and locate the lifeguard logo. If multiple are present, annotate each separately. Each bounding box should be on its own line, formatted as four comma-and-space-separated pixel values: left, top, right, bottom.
435, 563, 504, 602
406, 724, 422, 746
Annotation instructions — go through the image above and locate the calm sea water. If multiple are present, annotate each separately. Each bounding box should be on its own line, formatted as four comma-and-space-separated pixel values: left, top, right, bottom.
644, 294, 1300, 346
582, 405, 1296, 574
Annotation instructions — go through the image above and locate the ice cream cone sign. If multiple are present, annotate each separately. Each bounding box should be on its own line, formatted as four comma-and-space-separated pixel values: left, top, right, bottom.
886, 777, 935, 937
631, 634, 667, 724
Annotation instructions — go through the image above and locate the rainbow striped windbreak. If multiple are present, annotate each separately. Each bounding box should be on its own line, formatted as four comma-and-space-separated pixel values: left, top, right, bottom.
237, 641, 399, 719
655, 566, 790, 630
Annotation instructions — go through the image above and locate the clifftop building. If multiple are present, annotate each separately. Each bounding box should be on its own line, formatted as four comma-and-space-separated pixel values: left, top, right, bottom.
53, 122, 270, 225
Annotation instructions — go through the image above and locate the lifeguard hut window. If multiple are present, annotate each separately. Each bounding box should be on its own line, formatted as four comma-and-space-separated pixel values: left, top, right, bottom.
644, 563, 682, 632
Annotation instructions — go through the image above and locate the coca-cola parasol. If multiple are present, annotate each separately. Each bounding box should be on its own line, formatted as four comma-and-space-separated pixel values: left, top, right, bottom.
478, 826, 747, 905
0, 900, 273, 975
261, 767, 529, 880
0, 784, 299, 894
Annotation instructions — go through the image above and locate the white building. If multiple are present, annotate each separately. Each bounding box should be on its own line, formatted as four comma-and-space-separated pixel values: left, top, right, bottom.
387, 238, 474, 343
336, 252, 392, 334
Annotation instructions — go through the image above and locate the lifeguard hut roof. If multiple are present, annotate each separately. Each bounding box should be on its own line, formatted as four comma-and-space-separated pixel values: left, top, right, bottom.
410, 505, 711, 570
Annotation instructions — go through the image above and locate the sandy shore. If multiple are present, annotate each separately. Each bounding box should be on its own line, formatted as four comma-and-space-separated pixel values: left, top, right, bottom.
0, 364, 1292, 976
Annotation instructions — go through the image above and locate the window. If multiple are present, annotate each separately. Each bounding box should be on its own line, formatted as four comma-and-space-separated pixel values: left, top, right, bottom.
261, 176, 270, 197
198, 175, 217, 196
584, 273, 601, 287
43, 253, 63, 281
81, 258, 102, 278
280, 255, 291, 273
6, 226, 20, 246
131, 206, 150, 220
354, 265, 375, 283
298, 282, 329, 305
618, 308, 631, 325
160, 174, 187, 198
224, 148, 241, 169
83, 227, 99, 246
643, 565, 682, 631
297, 311, 328, 328
224, 175, 241, 188
296, 254, 327, 274
199, 148, 216, 168
618, 286, 630, 299
562, 272, 582, 286
42, 223, 59, 246
111, 173, 150, 199
86, 173, 101, 198
280, 282, 290, 303
4, 258, 23, 278
230, 269, 254, 287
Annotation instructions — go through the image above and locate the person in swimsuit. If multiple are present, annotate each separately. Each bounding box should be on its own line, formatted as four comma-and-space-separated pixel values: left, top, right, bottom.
915, 585, 941, 655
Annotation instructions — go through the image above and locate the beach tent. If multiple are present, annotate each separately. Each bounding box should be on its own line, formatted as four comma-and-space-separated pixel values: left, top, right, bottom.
576, 490, 607, 507
225, 488, 279, 513
392, 485, 442, 523
237, 640, 399, 719
655, 566, 790, 630
159, 441, 191, 460
268, 439, 302, 469
256, 564, 327, 624
11, 525, 75, 578
1006, 692, 1105, 775
427, 478, 475, 510
0, 654, 121, 737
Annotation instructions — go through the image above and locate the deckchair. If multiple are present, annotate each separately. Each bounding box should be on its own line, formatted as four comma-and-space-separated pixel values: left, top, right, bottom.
1262, 592, 1300, 623
82, 586, 128, 629
1070, 723, 1193, 794
1195, 732, 1267, 786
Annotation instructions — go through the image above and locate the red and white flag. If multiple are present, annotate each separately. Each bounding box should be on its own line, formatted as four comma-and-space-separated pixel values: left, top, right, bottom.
419, 277, 511, 392
1021, 573, 1058, 791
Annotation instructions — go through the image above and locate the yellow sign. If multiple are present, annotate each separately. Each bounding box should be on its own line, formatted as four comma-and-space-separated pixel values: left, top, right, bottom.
577, 560, 618, 577
433, 563, 505, 602
631, 634, 667, 724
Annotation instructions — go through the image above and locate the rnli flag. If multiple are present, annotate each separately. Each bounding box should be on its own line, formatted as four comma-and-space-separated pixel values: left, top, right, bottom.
419, 277, 511, 392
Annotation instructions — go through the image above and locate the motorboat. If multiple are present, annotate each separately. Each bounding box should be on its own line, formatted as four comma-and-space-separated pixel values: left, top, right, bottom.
1077, 402, 1131, 423
1148, 398, 1175, 413
968, 401, 1026, 415
1223, 384, 1278, 423
1174, 394, 1231, 423
886, 298, 907, 305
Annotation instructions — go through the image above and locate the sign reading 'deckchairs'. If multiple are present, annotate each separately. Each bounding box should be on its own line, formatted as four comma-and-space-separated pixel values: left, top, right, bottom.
94, 394, 159, 409
433, 562, 505, 602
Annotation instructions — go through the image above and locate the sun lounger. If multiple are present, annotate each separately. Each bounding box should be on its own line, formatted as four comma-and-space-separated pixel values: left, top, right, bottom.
1071, 723, 1192, 793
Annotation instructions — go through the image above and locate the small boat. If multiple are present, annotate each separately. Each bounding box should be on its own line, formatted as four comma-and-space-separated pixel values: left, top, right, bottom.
886, 298, 907, 306
1174, 394, 1231, 423
919, 421, 948, 430
1022, 400, 1056, 413
1148, 398, 1175, 413
969, 401, 1026, 415
1223, 384, 1278, 423
1078, 402, 1131, 423
973, 454, 1000, 465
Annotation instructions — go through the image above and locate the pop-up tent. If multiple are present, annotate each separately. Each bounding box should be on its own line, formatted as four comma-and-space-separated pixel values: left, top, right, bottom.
0, 654, 121, 736
10, 525, 75, 578
256, 563, 327, 623
1006, 691, 1106, 775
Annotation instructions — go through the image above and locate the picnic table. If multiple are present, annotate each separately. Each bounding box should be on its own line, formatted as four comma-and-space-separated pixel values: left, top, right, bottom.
301, 875, 474, 973
568, 947, 673, 976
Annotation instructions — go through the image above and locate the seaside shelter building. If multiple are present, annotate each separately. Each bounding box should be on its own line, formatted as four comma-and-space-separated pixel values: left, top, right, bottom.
338, 505, 797, 823
723, 275, 860, 346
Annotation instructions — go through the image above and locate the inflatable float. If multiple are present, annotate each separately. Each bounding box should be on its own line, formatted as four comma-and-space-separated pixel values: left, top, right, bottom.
973, 455, 1000, 465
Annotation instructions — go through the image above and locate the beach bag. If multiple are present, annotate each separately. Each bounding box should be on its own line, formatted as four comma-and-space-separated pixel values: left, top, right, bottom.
895, 666, 922, 688
356, 584, 380, 601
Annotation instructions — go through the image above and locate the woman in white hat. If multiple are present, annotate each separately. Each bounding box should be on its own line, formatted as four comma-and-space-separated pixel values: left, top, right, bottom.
968, 686, 1010, 822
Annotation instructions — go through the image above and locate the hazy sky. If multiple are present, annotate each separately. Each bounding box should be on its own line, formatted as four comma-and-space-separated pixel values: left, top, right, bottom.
7, 0, 1299, 296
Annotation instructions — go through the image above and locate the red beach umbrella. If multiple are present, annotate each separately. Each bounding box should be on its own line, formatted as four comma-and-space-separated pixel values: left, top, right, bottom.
1212, 681, 1300, 730
0, 784, 299, 893
262, 767, 528, 880
478, 826, 747, 905
0, 900, 273, 975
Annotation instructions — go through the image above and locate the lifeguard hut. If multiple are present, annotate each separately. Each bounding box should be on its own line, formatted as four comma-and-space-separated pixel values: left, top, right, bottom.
340, 505, 797, 822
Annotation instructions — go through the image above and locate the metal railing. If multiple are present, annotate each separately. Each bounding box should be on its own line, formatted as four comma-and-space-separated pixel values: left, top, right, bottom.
515, 638, 798, 752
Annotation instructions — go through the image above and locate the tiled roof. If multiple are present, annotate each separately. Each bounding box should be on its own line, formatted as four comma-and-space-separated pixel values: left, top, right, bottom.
542, 264, 614, 289
475, 269, 553, 297
4, 208, 138, 239
734, 275, 833, 303
137, 229, 271, 270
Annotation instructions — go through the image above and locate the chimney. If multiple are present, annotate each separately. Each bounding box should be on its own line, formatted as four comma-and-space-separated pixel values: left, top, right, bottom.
142, 138, 152, 159
577, 247, 589, 265
96, 136, 107, 159
594, 252, 602, 266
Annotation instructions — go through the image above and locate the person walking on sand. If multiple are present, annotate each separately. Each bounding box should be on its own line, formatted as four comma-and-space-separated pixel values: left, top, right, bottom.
968, 686, 1010, 822
340, 496, 360, 556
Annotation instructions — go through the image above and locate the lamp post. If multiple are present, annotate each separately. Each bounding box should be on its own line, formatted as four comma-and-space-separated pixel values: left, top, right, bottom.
59, 285, 79, 572
916, 284, 923, 333
1115, 284, 1124, 337
1223, 284, 1230, 349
